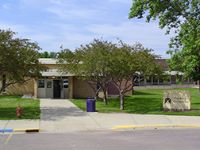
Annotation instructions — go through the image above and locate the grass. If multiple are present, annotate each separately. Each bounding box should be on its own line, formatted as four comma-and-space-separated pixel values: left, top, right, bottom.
0, 95, 40, 120
71, 88, 200, 116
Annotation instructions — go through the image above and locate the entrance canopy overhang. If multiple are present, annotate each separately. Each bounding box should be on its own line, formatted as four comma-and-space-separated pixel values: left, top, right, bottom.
41, 69, 73, 77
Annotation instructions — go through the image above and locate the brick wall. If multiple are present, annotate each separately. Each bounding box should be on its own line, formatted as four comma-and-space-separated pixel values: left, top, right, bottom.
73, 77, 95, 98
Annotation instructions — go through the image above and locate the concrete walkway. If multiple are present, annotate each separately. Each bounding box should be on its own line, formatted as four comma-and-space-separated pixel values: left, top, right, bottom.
1, 99, 200, 133
40, 99, 100, 132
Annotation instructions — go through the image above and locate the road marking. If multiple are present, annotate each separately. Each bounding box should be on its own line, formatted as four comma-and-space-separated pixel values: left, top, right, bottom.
112, 124, 200, 130
4, 133, 13, 144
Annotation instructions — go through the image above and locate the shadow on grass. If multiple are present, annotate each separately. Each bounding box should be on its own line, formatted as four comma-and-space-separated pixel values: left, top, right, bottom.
192, 103, 200, 105
0, 95, 21, 99
133, 91, 157, 96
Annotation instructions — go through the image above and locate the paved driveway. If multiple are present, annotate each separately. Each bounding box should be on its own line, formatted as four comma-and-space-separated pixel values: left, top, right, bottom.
40, 99, 100, 132
40, 99, 86, 121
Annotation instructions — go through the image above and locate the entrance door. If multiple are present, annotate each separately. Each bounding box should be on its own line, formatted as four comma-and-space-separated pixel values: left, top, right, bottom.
53, 80, 61, 98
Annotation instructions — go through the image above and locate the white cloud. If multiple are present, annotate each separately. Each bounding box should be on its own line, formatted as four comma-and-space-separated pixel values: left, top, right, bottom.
45, 1, 106, 21
0, 23, 30, 33
108, 0, 131, 4
87, 21, 171, 56
2, 3, 10, 9
0, 21, 171, 57
17, 0, 112, 22
0, 0, 171, 58
19, 0, 42, 6
49, 0, 63, 5
46, 7, 98, 20
28, 34, 56, 42
0, 22, 95, 51
0, 22, 57, 48
39, 23, 97, 51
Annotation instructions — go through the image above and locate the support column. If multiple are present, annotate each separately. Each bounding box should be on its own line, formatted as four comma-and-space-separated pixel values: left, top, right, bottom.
170, 75, 172, 85
138, 75, 140, 86
33, 78, 38, 98
151, 76, 153, 85
68, 76, 73, 99
144, 77, 147, 86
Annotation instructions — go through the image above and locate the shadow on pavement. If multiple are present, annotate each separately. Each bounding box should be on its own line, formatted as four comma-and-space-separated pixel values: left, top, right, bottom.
41, 106, 87, 121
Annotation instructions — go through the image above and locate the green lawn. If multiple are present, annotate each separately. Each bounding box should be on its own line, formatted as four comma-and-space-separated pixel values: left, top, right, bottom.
0, 95, 40, 120
71, 88, 200, 116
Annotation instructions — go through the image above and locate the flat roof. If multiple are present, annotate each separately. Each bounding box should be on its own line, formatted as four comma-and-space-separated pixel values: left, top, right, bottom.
41, 69, 73, 77
39, 58, 57, 64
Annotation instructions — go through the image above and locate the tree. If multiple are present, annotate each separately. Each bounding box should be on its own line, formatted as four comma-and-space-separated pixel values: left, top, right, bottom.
58, 39, 115, 104
0, 29, 44, 93
109, 42, 160, 110
39, 51, 50, 58
109, 43, 135, 110
129, 0, 200, 90
168, 19, 200, 90
58, 40, 160, 109
39, 51, 58, 58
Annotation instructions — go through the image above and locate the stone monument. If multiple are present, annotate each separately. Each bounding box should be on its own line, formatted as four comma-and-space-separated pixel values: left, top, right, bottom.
163, 90, 191, 111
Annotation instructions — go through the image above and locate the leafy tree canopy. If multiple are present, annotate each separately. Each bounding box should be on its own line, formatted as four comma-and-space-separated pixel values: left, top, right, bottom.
58, 39, 115, 104
58, 39, 160, 109
129, 0, 200, 85
109, 41, 160, 110
0, 29, 44, 93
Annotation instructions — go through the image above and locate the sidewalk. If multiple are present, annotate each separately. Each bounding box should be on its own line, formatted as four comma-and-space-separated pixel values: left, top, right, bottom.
40, 99, 200, 132
0, 120, 39, 132
1, 99, 200, 133
89, 113, 200, 130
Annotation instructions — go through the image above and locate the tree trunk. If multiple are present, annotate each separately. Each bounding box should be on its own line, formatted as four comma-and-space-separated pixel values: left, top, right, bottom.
0, 87, 3, 94
0, 75, 6, 94
103, 88, 108, 105
198, 80, 200, 93
119, 92, 124, 110
94, 90, 99, 100
132, 82, 134, 94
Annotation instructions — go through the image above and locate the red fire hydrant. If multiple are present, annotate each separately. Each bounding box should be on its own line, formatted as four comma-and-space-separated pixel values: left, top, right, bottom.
16, 106, 23, 118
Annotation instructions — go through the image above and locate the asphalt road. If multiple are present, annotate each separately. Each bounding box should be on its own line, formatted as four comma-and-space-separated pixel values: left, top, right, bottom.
1, 129, 200, 150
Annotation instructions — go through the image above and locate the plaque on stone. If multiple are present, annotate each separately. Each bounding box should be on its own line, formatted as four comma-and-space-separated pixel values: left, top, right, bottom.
163, 90, 191, 111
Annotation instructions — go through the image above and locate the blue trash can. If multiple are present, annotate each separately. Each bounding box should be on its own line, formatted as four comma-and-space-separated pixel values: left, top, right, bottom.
86, 98, 96, 112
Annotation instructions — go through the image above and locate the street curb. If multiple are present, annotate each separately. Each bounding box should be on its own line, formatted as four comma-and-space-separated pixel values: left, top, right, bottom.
0, 128, 13, 133
14, 128, 40, 133
112, 124, 200, 130
0, 128, 40, 133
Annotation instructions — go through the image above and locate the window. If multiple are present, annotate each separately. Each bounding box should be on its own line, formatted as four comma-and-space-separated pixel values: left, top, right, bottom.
63, 79, 68, 88
47, 81, 52, 88
38, 80, 45, 88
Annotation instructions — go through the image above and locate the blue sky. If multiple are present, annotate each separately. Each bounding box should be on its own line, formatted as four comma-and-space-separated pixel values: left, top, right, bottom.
0, 0, 171, 58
